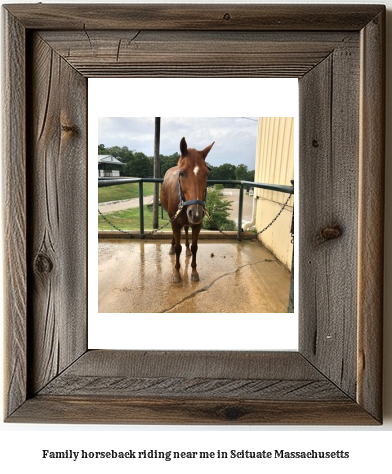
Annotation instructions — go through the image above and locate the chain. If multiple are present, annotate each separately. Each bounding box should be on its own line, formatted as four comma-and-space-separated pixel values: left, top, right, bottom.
99, 192, 293, 240
253, 192, 293, 237
290, 206, 294, 244
202, 208, 235, 238
98, 207, 177, 238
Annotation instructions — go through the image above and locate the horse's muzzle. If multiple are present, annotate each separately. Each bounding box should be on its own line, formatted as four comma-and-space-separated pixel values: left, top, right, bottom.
187, 204, 204, 225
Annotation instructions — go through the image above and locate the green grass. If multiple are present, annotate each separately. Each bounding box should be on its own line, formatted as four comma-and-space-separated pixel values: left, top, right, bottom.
98, 205, 170, 231
98, 182, 156, 203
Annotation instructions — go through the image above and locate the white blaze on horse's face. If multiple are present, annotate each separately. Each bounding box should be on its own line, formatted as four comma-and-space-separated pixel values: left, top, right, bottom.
193, 166, 199, 176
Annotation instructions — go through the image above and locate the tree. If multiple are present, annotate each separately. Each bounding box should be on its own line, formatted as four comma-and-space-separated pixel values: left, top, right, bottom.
97, 144, 254, 183
106, 145, 127, 159
133, 152, 153, 177
235, 165, 255, 189
208, 163, 237, 185
235, 163, 249, 181
98, 144, 107, 154
160, 152, 180, 176
246, 169, 255, 182
203, 185, 236, 231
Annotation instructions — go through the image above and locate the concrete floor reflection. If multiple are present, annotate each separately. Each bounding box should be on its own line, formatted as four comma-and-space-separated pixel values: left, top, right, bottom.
98, 239, 291, 313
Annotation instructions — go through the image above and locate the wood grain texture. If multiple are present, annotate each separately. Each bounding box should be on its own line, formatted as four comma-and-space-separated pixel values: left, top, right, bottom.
39, 376, 347, 400
58, 350, 324, 379
2, 9, 27, 419
39, 30, 357, 78
27, 33, 87, 395
4, 4, 384, 31
37, 351, 346, 401
299, 42, 360, 399
9, 396, 378, 425
357, 9, 385, 422
2, 4, 384, 425
19, 351, 373, 424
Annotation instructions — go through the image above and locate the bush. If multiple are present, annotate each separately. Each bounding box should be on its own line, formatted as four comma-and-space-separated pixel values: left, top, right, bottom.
203, 186, 236, 231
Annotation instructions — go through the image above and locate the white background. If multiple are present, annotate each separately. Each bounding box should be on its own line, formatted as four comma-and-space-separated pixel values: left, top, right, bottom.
89, 78, 299, 351
1, 1, 391, 473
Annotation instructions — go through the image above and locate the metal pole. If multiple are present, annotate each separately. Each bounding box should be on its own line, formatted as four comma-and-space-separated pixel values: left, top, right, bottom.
153, 117, 161, 229
237, 184, 244, 241
288, 249, 294, 312
288, 180, 294, 312
139, 180, 145, 238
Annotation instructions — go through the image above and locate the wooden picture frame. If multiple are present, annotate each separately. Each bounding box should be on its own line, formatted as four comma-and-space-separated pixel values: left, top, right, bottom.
3, 4, 384, 424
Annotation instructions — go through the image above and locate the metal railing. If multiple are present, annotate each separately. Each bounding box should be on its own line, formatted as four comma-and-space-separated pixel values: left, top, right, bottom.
99, 177, 295, 312
98, 177, 294, 241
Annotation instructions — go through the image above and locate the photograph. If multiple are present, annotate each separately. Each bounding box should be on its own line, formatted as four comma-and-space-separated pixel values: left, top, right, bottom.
1, 4, 390, 472
97, 117, 294, 314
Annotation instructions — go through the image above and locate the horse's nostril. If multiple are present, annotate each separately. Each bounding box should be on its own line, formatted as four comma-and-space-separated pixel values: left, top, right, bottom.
188, 206, 202, 223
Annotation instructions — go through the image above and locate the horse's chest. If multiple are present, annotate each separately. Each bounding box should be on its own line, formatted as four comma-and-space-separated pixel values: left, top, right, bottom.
176, 211, 191, 227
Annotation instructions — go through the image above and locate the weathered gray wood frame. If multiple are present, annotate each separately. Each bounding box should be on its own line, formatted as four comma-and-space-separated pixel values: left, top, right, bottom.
3, 4, 384, 424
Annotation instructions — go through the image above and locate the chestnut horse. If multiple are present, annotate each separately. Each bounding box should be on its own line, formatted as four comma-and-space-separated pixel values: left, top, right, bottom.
160, 137, 214, 283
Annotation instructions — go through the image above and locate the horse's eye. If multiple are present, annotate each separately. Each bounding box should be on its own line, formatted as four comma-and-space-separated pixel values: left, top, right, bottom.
179, 171, 185, 178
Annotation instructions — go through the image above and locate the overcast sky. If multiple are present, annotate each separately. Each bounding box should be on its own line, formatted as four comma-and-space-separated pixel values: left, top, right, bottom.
98, 117, 259, 169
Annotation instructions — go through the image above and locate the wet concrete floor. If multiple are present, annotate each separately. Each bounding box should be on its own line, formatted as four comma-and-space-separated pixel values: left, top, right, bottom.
98, 239, 290, 313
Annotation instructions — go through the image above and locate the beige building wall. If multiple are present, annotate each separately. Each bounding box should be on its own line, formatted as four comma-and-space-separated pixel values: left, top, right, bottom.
254, 117, 294, 270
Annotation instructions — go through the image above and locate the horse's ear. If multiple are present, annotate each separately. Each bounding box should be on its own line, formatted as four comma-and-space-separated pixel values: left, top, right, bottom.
201, 141, 215, 159
180, 137, 188, 156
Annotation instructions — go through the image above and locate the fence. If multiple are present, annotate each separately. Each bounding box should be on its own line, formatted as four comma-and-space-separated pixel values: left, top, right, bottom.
98, 177, 293, 241
98, 177, 294, 312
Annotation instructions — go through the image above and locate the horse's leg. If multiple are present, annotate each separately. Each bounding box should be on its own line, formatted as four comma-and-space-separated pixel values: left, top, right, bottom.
190, 224, 202, 282
172, 223, 182, 283
184, 225, 192, 256
169, 234, 175, 255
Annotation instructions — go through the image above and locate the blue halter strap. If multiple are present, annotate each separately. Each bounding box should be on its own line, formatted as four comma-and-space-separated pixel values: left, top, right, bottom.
177, 178, 207, 210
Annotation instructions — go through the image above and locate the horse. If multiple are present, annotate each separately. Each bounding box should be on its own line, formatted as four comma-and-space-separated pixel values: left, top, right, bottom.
160, 137, 214, 283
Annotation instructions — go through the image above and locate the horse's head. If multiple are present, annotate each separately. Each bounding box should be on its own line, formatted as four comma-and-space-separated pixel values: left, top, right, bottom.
177, 137, 214, 225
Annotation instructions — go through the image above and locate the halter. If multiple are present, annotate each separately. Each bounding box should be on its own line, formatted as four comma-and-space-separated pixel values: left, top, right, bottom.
177, 177, 207, 211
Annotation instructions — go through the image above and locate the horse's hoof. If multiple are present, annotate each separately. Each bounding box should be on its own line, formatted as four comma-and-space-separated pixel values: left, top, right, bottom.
172, 274, 181, 283
191, 273, 199, 282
